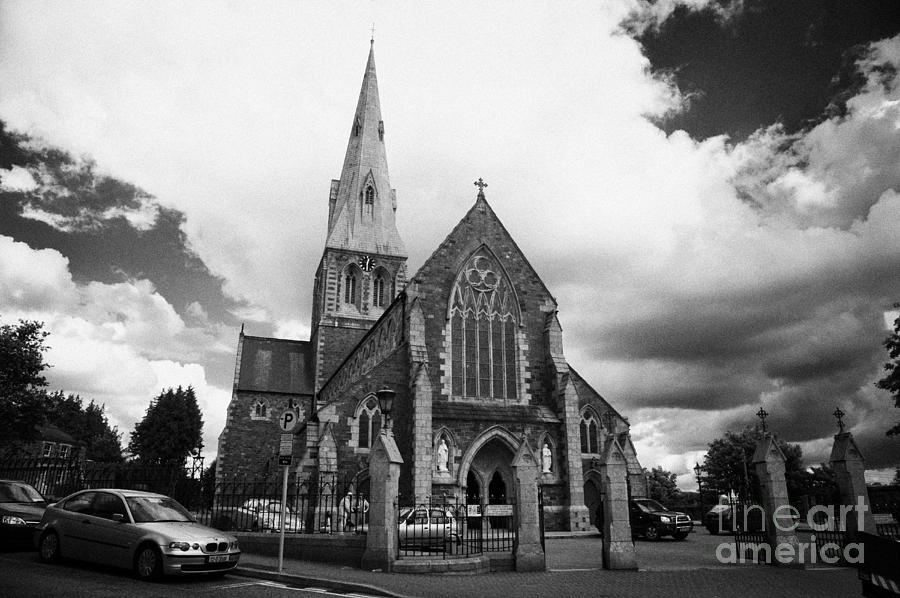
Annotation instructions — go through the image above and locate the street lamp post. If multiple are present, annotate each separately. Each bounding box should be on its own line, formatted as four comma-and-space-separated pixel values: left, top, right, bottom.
694, 462, 703, 521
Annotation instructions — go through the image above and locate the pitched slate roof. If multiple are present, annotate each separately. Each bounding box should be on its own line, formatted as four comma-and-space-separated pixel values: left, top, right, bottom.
236, 335, 314, 395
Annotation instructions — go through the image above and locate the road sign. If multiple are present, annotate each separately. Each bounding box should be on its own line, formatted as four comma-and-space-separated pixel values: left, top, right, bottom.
278, 409, 299, 432
279, 433, 293, 456
278, 455, 292, 466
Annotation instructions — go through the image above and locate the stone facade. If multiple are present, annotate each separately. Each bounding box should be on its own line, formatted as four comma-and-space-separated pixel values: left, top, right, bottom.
216, 42, 643, 530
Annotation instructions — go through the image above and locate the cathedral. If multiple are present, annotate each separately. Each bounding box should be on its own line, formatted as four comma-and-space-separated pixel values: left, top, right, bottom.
216, 41, 645, 531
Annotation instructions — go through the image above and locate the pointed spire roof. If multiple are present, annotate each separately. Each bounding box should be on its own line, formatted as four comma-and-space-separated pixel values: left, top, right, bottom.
325, 41, 406, 257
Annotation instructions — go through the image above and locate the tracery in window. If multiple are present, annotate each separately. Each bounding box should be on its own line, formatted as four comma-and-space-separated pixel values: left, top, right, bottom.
580, 409, 600, 454
449, 249, 518, 399
357, 397, 382, 449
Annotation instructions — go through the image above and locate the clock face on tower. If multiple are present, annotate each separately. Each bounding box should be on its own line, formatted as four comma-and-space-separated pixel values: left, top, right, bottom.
358, 255, 375, 272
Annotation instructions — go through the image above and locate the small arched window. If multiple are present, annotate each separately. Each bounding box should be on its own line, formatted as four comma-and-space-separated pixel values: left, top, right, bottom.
344, 271, 358, 304
252, 400, 268, 420
364, 186, 375, 218
357, 397, 382, 449
373, 274, 386, 307
580, 410, 600, 454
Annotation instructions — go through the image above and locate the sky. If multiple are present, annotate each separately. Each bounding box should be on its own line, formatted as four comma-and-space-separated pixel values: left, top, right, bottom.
1, 0, 899, 488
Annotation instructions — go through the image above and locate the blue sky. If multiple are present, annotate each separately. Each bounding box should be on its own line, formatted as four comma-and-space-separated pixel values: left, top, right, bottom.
1, 0, 899, 486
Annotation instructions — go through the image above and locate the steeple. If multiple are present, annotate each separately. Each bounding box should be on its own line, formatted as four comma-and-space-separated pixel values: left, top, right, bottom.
325, 41, 406, 258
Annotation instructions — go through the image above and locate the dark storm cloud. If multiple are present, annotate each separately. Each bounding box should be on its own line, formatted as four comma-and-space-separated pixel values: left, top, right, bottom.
629, 0, 900, 141
0, 127, 241, 329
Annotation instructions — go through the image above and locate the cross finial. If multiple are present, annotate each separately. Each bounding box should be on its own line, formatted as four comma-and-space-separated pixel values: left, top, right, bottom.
370, 23, 376, 43
756, 407, 769, 433
833, 407, 846, 433
474, 178, 488, 194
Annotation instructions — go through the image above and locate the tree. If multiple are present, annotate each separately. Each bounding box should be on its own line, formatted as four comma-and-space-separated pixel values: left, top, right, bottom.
128, 386, 203, 466
875, 305, 900, 436
702, 427, 805, 501
645, 466, 681, 503
45, 391, 123, 462
0, 319, 50, 450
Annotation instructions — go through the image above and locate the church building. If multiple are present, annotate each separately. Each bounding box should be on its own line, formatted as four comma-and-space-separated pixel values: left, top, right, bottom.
216, 41, 645, 531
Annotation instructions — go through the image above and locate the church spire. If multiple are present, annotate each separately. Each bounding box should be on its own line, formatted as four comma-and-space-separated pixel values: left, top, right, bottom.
325, 41, 406, 258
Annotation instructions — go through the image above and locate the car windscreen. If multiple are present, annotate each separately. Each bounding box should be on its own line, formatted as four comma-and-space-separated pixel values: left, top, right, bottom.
635, 499, 666, 512
0, 481, 45, 503
126, 496, 195, 523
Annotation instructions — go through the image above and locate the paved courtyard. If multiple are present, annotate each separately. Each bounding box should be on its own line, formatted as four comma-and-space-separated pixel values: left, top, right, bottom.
238, 528, 862, 598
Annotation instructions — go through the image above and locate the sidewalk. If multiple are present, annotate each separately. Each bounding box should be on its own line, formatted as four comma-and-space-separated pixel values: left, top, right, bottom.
233, 534, 861, 598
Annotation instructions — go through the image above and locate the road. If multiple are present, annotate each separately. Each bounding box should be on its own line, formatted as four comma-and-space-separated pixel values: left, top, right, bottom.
0, 550, 383, 598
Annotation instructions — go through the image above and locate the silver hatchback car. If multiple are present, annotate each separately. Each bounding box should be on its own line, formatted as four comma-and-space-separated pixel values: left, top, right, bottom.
36, 488, 240, 580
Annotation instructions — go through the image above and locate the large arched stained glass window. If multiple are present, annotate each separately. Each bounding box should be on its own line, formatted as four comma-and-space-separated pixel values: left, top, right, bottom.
450, 250, 518, 399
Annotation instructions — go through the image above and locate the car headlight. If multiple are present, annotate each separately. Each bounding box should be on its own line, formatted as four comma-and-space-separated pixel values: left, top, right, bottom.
1, 515, 27, 526
168, 542, 200, 551
230, 540, 239, 550
659, 516, 672, 523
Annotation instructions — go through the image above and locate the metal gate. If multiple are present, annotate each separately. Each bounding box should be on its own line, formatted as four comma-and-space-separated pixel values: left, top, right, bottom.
396, 496, 518, 559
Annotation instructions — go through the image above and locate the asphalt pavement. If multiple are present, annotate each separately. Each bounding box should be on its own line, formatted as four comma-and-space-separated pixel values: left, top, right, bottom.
234, 530, 862, 598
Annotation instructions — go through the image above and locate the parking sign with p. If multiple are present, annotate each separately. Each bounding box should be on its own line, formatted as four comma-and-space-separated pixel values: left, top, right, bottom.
278, 409, 299, 432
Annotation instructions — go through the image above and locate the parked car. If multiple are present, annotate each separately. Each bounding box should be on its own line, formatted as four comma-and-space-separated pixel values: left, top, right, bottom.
211, 498, 303, 533
35, 488, 240, 580
0, 479, 48, 549
629, 498, 693, 540
398, 506, 460, 549
703, 503, 764, 535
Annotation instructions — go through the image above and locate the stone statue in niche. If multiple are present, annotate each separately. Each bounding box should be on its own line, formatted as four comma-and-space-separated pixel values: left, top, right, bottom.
436, 438, 449, 472
542, 442, 552, 473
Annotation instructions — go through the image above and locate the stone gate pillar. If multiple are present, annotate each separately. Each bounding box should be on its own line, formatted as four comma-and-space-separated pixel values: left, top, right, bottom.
599, 436, 637, 570
512, 439, 546, 572
361, 429, 403, 571
752, 434, 800, 565
829, 432, 875, 536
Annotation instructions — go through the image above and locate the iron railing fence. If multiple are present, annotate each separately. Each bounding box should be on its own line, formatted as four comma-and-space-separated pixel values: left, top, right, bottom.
206, 474, 368, 535
0, 456, 202, 507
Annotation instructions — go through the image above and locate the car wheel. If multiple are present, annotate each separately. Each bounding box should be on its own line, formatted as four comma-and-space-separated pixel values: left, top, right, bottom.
38, 531, 61, 563
134, 544, 162, 581
644, 525, 660, 541
673, 531, 689, 540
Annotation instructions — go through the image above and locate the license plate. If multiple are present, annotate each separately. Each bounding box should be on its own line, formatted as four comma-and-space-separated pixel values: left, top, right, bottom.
208, 554, 231, 563
677, 526, 691, 532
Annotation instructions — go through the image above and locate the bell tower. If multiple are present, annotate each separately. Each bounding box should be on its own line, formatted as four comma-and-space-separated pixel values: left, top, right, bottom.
310, 40, 408, 393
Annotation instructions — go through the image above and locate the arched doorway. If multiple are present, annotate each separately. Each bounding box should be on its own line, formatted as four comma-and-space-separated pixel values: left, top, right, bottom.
488, 471, 507, 504
466, 470, 481, 504
584, 478, 601, 529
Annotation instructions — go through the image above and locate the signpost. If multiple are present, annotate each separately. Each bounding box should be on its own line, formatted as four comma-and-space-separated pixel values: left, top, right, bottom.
277, 409, 299, 573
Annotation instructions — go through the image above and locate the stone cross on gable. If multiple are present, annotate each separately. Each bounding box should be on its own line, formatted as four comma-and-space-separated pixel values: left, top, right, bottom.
756, 407, 769, 433
833, 407, 846, 433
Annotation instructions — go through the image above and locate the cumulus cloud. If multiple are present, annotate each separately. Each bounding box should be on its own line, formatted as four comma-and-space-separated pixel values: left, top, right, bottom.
0, 234, 230, 459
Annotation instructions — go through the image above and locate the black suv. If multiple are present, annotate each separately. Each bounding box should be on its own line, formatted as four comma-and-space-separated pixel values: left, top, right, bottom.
629, 498, 692, 540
